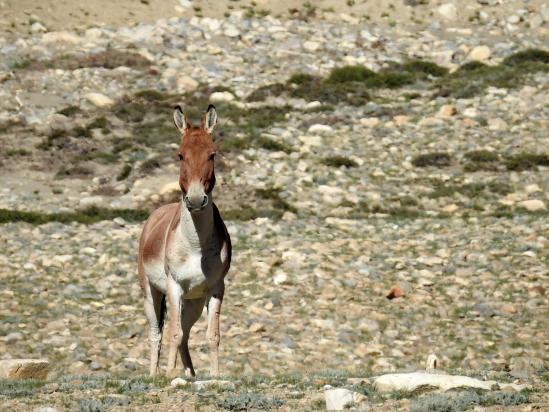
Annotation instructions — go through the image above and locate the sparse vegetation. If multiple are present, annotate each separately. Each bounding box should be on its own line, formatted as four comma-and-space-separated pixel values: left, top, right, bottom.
0, 206, 148, 225
463, 150, 500, 172
217, 393, 285, 410
0, 379, 46, 398
436, 49, 549, 98
18, 50, 151, 71
321, 156, 358, 168
116, 163, 133, 181
412, 152, 452, 168
410, 390, 530, 412
428, 180, 512, 198
504, 152, 549, 171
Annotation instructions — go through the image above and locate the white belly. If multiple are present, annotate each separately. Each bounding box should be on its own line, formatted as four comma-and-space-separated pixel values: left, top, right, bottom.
170, 253, 210, 298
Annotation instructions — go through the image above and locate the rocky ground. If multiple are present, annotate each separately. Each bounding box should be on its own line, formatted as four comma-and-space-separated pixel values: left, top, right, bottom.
0, 0, 548, 411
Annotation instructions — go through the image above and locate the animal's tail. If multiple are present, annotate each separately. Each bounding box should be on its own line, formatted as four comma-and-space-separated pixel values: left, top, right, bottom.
158, 295, 167, 354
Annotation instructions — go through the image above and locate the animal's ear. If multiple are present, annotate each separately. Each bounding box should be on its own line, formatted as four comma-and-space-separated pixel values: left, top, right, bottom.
203, 104, 217, 134
173, 105, 187, 133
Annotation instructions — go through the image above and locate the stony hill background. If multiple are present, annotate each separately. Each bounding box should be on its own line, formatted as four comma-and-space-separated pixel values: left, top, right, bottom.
0, 0, 548, 410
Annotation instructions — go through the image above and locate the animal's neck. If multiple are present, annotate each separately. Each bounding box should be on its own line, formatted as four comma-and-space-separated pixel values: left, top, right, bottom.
179, 194, 214, 251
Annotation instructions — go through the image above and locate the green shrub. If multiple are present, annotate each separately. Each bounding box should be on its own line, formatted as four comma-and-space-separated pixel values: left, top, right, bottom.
504, 152, 549, 171
321, 156, 358, 168
0, 206, 149, 225
412, 152, 452, 168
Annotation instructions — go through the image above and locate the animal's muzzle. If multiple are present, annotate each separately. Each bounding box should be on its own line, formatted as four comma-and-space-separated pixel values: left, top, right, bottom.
184, 194, 208, 212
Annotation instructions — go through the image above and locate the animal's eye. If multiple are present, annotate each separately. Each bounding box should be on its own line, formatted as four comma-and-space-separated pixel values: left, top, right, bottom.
209, 152, 216, 161
178, 153, 183, 161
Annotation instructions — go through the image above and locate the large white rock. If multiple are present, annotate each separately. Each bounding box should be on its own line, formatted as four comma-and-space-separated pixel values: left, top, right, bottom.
85, 93, 115, 108
170, 377, 189, 388
325, 388, 366, 411
0, 359, 50, 379
373, 372, 529, 393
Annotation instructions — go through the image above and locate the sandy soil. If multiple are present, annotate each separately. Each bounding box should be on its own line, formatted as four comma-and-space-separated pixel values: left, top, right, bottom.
2, 0, 547, 41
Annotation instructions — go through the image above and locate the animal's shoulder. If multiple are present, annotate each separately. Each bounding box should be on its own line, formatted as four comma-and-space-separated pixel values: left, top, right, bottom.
140, 202, 180, 261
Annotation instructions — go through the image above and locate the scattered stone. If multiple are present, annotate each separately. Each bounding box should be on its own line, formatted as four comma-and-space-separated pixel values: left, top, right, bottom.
307, 124, 333, 135
79, 196, 106, 208
175, 75, 199, 92
487, 118, 507, 131
113, 217, 126, 226
0, 359, 50, 380
273, 271, 288, 285
518, 199, 546, 212
438, 105, 457, 118
469, 45, 491, 61
525, 184, 541, 194
386, 285, 405, 300
171, 377, 190, 388
442, 204, 459, 213
303, 41, 321, 52
209, 91, 235, 103
359, 117, 380, 127
85, 93, 115, 108
42, 31, 81, 44
192, 380, 235, 391
437, 3, 457, 20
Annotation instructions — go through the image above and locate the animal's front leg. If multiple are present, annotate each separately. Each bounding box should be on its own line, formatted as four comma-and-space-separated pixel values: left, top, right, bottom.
206, 283, 225, 376
166, 277, 183, 375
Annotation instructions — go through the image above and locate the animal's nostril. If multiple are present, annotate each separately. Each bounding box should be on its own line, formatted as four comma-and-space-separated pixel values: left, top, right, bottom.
201, 195, 208, 208
184, 196, 192, 208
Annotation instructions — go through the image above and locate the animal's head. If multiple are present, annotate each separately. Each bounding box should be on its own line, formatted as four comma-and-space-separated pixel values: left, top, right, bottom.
173, 104, 217, 213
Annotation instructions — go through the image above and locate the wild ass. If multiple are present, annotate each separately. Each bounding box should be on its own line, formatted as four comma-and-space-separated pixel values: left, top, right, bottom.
137, 104, 231, 377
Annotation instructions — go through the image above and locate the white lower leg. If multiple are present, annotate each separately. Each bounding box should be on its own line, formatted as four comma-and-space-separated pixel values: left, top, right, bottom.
207, 297, 221, 376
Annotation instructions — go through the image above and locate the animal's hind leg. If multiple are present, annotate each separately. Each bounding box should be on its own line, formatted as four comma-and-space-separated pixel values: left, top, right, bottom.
144, 284, 165, 376
179, 297, 206, 377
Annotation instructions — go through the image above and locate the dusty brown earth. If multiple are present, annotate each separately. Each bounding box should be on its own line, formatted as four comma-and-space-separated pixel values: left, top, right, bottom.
2, 0, 548, 40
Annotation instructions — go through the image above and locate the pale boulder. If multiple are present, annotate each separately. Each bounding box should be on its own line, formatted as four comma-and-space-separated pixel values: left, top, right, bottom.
373, 372, 529, 393
175, 76, 199, 93
308, 124, 333, 135
209, 91, 235, 103
0, 359, 50, 380
518, 199, 546, 212
469, 46, 491, 61
85, 93, 115, 108
438, 105, 457, 118
325, 388, 366, 411
437, 3, 457, 20
42, 31, 81, 44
